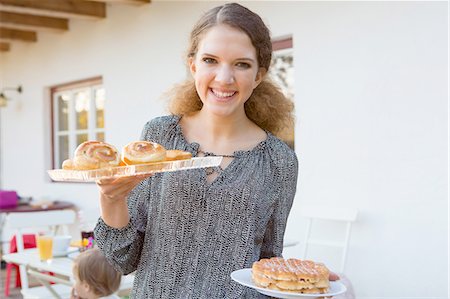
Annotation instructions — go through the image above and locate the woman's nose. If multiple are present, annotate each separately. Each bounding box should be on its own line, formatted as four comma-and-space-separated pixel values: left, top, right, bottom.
215, 66, 234, 84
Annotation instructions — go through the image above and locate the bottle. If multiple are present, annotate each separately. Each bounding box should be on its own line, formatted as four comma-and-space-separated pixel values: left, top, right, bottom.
77, 210, 96, 251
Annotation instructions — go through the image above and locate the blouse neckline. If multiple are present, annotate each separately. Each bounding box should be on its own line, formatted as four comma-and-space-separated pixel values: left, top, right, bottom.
172, 115, 271, 158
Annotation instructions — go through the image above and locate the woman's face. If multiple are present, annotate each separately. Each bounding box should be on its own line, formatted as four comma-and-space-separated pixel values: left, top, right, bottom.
189, 24, 265, 118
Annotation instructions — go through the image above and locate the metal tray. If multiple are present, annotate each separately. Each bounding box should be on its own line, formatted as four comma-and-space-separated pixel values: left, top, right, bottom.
48, 156, 222, 182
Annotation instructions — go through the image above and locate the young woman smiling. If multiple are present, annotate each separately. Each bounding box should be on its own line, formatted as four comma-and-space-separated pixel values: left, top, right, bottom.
94, 3, 300, 298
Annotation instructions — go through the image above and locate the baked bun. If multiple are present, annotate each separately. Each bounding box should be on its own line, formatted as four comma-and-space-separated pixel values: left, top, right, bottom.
121, 141, 166, 165
252, 257, 329, 294
164, 150, 192, 161
64, 141, 120, 170
62, 159, 75, 170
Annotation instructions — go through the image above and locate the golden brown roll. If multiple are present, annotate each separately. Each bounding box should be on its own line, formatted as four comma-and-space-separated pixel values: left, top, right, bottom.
63, 141, 120, 170
62, 159, 75, 170
121, 141, 166, 165
164, 150, 192, 161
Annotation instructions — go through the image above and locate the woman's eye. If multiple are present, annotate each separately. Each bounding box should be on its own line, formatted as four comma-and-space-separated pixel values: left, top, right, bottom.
236, 62, 251, 69
202, 58, 216, 64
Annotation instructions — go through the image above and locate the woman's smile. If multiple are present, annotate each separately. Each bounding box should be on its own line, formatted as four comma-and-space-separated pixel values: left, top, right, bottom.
209, 88, 237, 102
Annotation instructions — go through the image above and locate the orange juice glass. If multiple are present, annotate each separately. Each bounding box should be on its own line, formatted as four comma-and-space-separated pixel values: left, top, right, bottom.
37, 235, 53, 262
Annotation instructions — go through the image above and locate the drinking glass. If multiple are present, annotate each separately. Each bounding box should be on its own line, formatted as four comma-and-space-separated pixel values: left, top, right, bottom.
37, 234, 53, 262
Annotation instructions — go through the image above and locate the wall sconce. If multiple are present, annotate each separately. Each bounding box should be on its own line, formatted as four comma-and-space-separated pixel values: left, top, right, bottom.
0, 85, 23, 107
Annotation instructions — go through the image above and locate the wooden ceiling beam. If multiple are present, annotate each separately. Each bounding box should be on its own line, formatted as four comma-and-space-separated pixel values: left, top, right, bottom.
91, 0, 150, 4
0, 12, 68, 32
0, 27, 36, 42
0, 41, 10, 51
0, 0, 106, 19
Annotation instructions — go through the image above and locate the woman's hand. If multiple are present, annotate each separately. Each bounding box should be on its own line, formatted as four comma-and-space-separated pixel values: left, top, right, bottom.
329, 271, 340, 281
96, 174, 152, 228
96, 174, 152, 203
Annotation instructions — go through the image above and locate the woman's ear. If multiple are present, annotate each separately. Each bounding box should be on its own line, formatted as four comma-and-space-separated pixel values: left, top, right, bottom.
254, 67, 267, 88
188, 57, 196, 76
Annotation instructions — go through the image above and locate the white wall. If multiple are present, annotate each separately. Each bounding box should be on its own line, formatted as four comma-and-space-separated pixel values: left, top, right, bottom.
0, 1, 447, 298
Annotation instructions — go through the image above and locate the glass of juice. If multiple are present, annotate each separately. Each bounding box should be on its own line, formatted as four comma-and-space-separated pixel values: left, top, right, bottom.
37, 234, 53, 263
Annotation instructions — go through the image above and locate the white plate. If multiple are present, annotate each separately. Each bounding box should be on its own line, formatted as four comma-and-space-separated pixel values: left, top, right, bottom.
231, 268, 347, 299
48, 157, 222, 182
53, 247, 79, 257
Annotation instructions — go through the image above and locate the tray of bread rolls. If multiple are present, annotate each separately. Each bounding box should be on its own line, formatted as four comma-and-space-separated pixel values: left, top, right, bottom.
48, 140, 222, 182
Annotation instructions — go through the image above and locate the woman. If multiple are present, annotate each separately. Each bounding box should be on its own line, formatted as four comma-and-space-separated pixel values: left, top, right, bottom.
95, 3, 297, 298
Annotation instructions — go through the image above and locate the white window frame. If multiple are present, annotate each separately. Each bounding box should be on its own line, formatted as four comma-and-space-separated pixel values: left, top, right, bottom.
51, 79, 105, 169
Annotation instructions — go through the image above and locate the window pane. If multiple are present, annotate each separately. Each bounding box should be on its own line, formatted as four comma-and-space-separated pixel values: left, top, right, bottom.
51, 78, 104, 170
95, 88, 105, 128
96, 132, 105, 142
58, 135, 69, 166
76, 133, 88, 147
57, 94, 70, 131
75, 91, 89, 130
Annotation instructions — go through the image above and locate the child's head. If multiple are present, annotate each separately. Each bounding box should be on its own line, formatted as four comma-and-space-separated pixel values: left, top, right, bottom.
72, 248, 121, 299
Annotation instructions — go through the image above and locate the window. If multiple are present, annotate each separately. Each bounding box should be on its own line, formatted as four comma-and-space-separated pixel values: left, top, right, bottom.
50, 77, 105, 169
269, 36, 294, 149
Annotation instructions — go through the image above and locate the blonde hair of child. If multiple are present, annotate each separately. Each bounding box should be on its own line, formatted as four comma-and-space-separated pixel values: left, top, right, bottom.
73, 248, 121, 297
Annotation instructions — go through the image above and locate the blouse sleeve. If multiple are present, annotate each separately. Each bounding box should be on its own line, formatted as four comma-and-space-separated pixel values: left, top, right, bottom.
260, 151, 298, 259
94, 118, 165, 274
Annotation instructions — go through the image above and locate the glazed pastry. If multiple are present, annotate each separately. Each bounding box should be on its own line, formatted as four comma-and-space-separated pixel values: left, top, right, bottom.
121, 141, 166, 165
164, 150, 192, 161
62, 159, 75, 170
64, 141, 120, 170
252, 257, 329, 294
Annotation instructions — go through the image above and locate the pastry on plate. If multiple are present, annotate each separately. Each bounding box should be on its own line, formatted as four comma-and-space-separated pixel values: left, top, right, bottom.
164, 149, 192, 161
252, 257, 330, 294
121, 141, 166, 165
62, 141, 120, 170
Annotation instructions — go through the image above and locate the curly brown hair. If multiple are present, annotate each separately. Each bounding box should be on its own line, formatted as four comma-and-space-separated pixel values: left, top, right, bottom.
167, 3, 294, 137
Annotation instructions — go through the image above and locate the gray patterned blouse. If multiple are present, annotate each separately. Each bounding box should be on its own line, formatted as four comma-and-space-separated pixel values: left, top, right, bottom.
94, 115, 298, 299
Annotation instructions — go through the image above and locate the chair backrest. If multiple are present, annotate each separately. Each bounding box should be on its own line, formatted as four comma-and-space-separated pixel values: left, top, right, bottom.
6, 210, 76, 250
299, 205, 358, 273
6, 210, 76, 230
5, 209, 76, 290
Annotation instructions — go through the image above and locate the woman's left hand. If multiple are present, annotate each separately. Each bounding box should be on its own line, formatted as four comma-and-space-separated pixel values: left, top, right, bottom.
329, 271, 340, 281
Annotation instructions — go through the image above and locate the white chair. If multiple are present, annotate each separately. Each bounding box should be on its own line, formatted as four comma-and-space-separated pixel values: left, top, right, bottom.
300, 205, 358, 273
116, 274, 135, 297
5, 209, 76, 299
283, 238, 299, 248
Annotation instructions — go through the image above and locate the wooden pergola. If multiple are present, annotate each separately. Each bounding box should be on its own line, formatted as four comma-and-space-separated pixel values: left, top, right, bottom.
0, 0, 150, 52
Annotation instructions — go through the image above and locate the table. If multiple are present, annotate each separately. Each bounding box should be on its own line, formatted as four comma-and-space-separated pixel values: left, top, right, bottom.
2, 248, 134, 298
0, 201, 74, 213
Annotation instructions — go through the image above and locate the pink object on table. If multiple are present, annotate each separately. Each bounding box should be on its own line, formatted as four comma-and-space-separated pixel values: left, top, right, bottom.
0, 190, 18, 209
